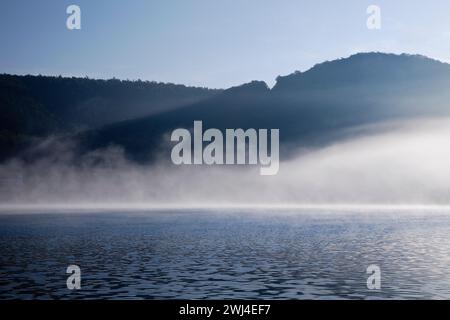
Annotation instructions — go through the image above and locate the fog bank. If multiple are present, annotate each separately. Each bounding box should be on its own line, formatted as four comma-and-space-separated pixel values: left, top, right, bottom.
2, 118, 450, 207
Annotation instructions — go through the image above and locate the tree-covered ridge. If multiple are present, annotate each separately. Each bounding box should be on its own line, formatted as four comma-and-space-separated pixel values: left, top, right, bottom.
3, 52, 450, 163
80, 52, 450, 162
0, 74, 221, 160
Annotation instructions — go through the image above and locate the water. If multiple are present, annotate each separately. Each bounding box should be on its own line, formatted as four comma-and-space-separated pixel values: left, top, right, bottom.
1, 209, 450, 299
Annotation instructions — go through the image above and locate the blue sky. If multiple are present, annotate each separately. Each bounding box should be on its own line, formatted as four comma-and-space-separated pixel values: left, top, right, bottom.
1, 0, 450, 88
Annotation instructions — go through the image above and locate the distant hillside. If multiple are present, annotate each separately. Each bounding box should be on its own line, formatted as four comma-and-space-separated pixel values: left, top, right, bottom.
79, 53, 450, 162
273, 53, 450, 92
0, 74, 221, 160
3, 52, 450, 163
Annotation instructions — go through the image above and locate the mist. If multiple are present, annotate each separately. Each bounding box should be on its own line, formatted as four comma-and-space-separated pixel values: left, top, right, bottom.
2, 117, 450, 208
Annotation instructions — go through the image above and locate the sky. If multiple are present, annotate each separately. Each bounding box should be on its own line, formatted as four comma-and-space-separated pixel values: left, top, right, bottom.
1, 0, 450, 88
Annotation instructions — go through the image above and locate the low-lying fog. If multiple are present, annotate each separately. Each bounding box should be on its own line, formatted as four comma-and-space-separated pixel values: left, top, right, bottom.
2, 117, 450, 208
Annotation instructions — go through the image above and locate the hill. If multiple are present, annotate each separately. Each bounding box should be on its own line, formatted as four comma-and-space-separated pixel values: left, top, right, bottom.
78, 53, 450, 162
0, 74, 220, 160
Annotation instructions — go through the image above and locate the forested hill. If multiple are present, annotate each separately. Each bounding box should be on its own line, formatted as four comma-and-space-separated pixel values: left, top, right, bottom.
3, 53, 450, 163
80, 53, 450, 162
0, 74, 221, 160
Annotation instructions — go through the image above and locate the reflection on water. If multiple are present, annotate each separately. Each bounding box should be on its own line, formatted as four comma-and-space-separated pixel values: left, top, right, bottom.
1, 209, 450, 299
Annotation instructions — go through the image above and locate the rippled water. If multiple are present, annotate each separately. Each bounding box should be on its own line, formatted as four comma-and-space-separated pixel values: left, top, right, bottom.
1, 209, 450, 299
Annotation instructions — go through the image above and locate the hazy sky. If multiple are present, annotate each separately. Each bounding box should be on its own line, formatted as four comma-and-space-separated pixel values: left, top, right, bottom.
1, 0, 450, 88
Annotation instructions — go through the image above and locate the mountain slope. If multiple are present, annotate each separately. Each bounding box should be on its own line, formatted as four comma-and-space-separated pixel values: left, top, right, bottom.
79, 53, 450, 162
0, 74, 221, 160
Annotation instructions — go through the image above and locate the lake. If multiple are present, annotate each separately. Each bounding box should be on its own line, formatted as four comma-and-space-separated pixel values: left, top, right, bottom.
1, 208, 450, 299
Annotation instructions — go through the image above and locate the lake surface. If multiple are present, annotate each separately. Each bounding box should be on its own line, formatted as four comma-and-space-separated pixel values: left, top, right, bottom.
1, 208, 450, 299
